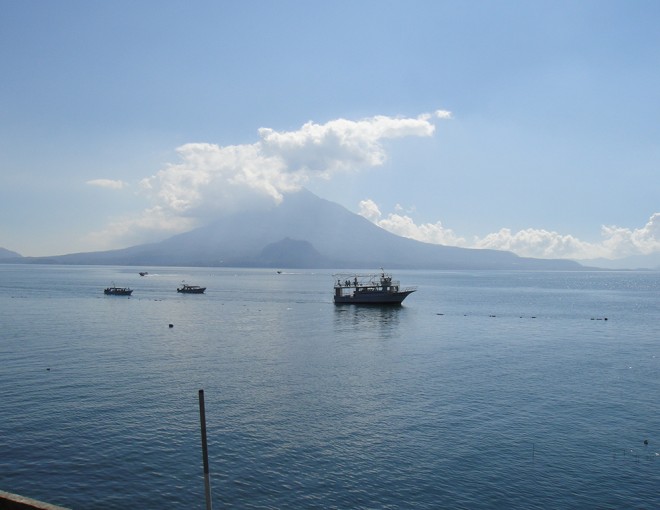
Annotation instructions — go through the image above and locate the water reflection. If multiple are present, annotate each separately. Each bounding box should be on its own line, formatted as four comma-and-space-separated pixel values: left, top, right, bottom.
333, 305, 404, 338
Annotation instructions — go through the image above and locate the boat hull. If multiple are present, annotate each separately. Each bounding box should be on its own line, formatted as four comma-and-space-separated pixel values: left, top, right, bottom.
177, 287, 206, 294
334, 289, 415, 305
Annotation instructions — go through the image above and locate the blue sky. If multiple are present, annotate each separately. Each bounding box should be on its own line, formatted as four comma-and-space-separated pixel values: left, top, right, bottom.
1, 1, 659, 263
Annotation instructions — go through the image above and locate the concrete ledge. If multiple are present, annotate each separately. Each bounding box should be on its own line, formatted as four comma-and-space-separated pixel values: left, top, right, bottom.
0, 490, 71, 510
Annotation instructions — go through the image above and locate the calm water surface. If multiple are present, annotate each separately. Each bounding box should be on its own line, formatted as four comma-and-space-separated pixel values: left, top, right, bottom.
1, 265, 658, 509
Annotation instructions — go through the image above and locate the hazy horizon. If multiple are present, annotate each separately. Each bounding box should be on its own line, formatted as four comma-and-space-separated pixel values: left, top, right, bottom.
1, 1, 658, 265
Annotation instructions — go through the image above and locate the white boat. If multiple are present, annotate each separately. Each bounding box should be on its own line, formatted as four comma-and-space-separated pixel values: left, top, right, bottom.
333, 270, 416, 305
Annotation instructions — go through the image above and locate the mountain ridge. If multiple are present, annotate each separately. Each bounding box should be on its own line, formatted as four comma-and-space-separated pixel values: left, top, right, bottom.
0, 247, 22, 259
8, 189, 583, 270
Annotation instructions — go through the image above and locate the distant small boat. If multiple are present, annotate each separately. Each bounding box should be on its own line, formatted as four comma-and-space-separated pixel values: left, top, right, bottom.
104, 285, 133, 296
276, 270, 282, 274
139, 271, 149, 276
177, 283, 206, 294
333, 269, 416, 305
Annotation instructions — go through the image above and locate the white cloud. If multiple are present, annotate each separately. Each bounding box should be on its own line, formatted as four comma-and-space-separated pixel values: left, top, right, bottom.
418, 110, 453, 121
86, 179, 127, 190
359, 199, 467, 247
473, 228, 602, 259
258, 114, 437, 177
600, 213, 660, 257
84, 206, 196, 251
357, 199, 382, 223
94, 112, 443, 247
144, 113, 440, 216
434, 110, 453, 119
471, 217, 660, 260
359, 200, 660, 261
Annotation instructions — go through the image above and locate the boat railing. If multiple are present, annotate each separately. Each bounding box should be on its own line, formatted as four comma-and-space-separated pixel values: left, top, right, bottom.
333, 276, 406, 289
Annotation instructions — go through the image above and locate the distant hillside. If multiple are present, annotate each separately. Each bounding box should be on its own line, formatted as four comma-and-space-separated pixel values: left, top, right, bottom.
577, 253, 660, 270
0, 247, 22, 259
14, 189, 583, 270
258, 238, 330, 268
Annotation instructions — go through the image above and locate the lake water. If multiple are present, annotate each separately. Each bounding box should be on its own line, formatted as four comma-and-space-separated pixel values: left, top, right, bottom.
0, 265, 658, 509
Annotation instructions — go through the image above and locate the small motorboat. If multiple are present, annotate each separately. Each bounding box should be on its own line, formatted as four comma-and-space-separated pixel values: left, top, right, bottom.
104, 285, 133, 296
177, 283, 206, 294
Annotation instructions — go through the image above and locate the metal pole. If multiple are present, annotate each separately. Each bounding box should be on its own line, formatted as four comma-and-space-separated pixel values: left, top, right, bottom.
199, 389, 213, 510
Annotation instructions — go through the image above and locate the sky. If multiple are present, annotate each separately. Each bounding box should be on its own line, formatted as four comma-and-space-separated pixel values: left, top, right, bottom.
1, 0, 659, 264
